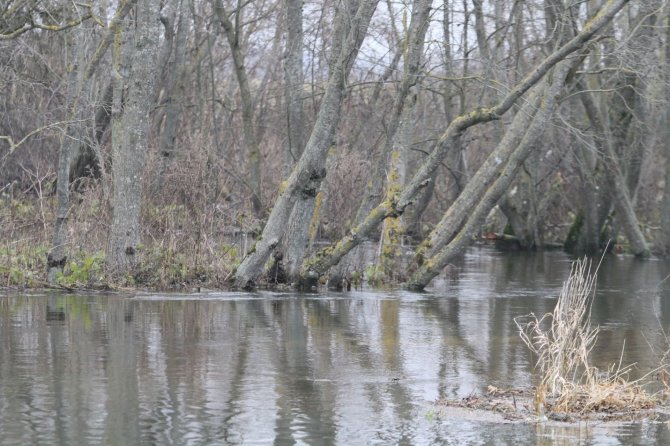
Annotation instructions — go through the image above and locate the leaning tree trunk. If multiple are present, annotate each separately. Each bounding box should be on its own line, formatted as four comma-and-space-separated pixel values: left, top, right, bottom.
297, 0, 630, 284
407, 57, 574, 290
375, 0, 432, 280
577, 81, 650, 257
107, 0, 161, 277
232, 0, 380, 289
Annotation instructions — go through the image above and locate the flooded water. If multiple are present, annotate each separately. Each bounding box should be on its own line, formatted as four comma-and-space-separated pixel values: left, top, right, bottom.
2, 247, 670, 445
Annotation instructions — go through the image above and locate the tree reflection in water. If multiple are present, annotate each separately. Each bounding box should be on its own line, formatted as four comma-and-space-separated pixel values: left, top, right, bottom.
2, 249, 670, 444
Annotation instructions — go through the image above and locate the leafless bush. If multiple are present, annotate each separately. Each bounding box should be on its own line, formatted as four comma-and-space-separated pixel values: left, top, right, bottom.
516, 258, 660, 415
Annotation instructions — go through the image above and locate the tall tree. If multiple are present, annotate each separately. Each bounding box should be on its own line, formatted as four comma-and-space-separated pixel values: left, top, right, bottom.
662, 12, 670, 255
154, 0, 188, 194
106, 0, 162, 276
214, 0, 264, 215
281, 0, 310, 281
233, 0, 380, 289
48, 1, 139, 283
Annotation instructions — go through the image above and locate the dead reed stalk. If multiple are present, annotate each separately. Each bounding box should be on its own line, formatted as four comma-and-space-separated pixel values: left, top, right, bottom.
515, 258, 659, 415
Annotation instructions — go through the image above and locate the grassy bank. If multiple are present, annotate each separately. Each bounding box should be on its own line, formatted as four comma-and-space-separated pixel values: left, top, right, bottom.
0, 190, 246, 290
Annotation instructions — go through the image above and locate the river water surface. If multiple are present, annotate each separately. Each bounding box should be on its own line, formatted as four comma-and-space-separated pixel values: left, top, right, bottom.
2, 247, 670, 445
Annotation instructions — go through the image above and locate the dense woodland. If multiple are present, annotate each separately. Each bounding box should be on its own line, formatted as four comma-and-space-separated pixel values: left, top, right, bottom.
1, 0, 669, 290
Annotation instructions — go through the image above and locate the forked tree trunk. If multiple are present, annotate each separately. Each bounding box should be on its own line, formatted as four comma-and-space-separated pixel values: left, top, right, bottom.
232, 0, 380, 289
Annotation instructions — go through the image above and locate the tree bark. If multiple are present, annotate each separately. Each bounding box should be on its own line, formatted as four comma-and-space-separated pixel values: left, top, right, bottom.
281, 0, 311, 280
577, 81, 650, 257
107, 0, 161, 276
232, 0, 380, 289
48, 26, 86, 284
155, 0, 187, 194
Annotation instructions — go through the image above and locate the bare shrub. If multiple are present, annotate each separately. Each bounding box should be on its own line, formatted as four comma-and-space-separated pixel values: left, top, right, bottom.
516, 258, 659, 415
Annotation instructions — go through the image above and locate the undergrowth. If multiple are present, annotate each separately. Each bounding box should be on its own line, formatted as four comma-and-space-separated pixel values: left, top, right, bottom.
0, 185, 247, 290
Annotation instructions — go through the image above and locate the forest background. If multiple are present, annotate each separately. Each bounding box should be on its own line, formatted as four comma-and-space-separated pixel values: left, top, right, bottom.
1, 0, 669, 291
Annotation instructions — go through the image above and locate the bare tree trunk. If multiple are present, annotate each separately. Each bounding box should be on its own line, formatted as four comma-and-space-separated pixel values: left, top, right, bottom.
415, 88, 542, 264
232, 0, 380, 289
376, 0, 432, 277
155, 0, 187, 194
283, 0, 305, 176
298, 0, 630, 282
408, 58, 574, 290
565, 128, 602, 256
214, 0, 263, 214
107, 0, 161, 276
281, 0, 311, 281
48, 2, 138, 282
69, 82, 112, 185
48, 27, 86, 283
577, 81, 650, 257
350, 51, 403, 234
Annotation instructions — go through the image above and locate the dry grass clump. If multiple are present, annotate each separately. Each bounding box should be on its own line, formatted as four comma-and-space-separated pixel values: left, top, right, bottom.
515, 258, 661, 417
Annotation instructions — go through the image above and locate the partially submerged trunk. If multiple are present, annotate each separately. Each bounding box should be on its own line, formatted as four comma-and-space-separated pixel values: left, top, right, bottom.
367, 0, 432, 280
408, 58, 574, 290
577, 81, 649, 257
